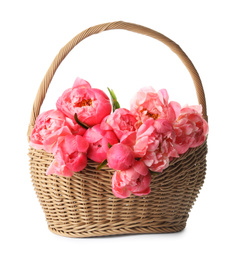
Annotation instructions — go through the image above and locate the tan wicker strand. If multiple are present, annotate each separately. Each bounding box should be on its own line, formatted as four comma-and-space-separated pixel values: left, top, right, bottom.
28, 22, 208, 237
27, 21, 207, 140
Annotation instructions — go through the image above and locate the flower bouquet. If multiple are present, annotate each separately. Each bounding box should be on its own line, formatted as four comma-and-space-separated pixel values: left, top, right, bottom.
30, 77, 208, 199
28, 21, 208, 237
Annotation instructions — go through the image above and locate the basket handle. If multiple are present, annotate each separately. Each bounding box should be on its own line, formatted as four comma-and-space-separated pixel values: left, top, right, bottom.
27, 21, 207, 140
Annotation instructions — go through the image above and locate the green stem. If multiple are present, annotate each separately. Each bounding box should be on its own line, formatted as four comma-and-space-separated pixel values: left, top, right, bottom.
96, 159, 108, 170
107, 88, 120, 112
149, 170, 160, 176
74, 113, 89, 129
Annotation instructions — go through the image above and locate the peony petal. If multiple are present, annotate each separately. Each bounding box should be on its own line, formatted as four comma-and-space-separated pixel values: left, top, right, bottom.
128, 172, 151, 195
61, 165, 75, 177
66, 152, 87, 172
133, 161, 149, 176
72, 77, 91, 89
202, 119, 209, 136
75, 135, 89, 153
136, 118, 155, 138
169, 101, 181, 120
29, 141, 44, 150
46, 160, 58, 175
43, 126, 72, 153
87, 142, 106, 163
83, 125, 103, 143
132, 187, 151, 196
134, 136, 149, 157
159, 89, 169, 103
120, 131, 137, 148
112, 187, 131, 199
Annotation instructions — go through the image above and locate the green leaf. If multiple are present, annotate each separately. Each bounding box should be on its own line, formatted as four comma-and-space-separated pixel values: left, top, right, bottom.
96, 159, 108, 170
107, 87, 120, 112
107, 143, 112, 149
74, 113, 89, 129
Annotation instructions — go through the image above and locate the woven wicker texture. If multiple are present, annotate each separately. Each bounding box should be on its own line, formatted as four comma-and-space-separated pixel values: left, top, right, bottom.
28, 21, 208, 237
29, 141, 207, 237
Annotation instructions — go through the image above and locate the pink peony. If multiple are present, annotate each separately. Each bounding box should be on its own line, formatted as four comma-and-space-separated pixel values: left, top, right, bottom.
174, 105, 208, 154
56, 77, 112, 127
112, 161, 151, 198
46, 134, 89, 177
65, 117, 86, 136
134, 118, 179, 172
107, 143, 135, 170
30, 109, 72, 153
130, 87, 181, 124
83, 124, 119, 163
100, 108, 137, 142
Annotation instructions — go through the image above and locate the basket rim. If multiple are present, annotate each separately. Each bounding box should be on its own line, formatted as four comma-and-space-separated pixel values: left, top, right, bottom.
28, 139, 207, 175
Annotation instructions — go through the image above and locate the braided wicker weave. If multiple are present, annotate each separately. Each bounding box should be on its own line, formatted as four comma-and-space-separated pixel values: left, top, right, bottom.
27, 21, 208, 237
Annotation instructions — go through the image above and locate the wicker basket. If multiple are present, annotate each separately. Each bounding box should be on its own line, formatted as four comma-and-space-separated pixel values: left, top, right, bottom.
27, 21, 208, 238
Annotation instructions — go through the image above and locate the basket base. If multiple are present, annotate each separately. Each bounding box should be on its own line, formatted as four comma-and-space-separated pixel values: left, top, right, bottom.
48, 224, 186, 238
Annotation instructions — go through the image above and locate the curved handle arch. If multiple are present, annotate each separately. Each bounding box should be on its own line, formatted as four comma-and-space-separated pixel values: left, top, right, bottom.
27, 21, 207, 140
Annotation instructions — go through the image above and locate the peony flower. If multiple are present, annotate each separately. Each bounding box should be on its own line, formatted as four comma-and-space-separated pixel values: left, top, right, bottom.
112, 161, 151, 198
30, 109, 72, 153
130, 87, 181, 124
56, 77, 112, 127
107, 143, 135, 170
174, 105, 208, 154
83, 124, 119, 163
100, 108, 137, 143
134, 118, 179, 172
46, 134, 89, 177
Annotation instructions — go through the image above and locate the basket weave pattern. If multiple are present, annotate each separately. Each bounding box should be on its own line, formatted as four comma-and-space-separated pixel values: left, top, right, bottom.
28, 21, 208, 237
29, 141, 207, 237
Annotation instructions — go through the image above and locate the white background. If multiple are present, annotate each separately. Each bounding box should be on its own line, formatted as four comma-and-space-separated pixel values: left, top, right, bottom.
1, 0, 233, 259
